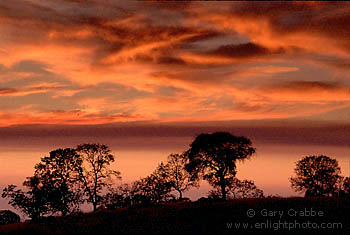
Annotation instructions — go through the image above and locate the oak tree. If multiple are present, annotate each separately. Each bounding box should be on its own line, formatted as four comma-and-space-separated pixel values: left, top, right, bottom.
185, 132, 255, 200
33, 148, 83, 216
160, 153, 199, 200
76, 143, 121, 211
2, 176, 50, 220
290, 155, 341, 197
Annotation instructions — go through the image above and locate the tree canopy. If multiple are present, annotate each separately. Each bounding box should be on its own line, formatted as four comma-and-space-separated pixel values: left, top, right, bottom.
184, 132, 256, 200
343, 177, 350, 195
158, 153, 199, 200
76, 143, 121, 211
133, 164, 173, 204
208, 178, 264, 199
290, 155, 341, 197
0, 210, 20, 225
33, 148, 82, 216
2, 176, 50, 220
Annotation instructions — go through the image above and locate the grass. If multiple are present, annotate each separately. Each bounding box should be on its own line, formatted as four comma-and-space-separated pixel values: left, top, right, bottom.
0, 197, 349, 234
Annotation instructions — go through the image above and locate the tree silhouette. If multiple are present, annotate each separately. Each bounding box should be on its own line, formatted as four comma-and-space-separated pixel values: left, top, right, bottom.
208, 177, 263, 199
338, 176, 350, 197
158, 153, 199, 200
0, 210, 20, 225
2, 176, 50, 221
133, 166, 173, 204
33, 148, 83, 216
184, 132, 255, 200
290, 155, 341, 197
343, 177, 350, 195
102, 184, 133, 209
76, 143, 121, 211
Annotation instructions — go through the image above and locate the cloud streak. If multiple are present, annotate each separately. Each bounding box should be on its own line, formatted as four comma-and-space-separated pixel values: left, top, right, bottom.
0, 1, 349, 126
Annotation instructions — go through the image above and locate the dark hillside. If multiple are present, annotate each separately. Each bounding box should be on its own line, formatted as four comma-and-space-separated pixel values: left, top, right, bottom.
0, 197, 349, 235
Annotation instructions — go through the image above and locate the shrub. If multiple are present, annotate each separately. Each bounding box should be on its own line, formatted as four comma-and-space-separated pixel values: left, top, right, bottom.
0, 210, 20, 225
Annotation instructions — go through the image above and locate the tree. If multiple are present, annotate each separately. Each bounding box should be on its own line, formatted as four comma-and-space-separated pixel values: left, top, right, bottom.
343, 177, 350, 195
290, 155, 341, 197
133, 166, 173, 204
33, 148, 83, 216
101, 184, 133, 209
337, 176, 350, 197
2, 176, 50, 221
76, 143, 121, 211
234, 179, 264, 198
159, 153, 199, 200
184, 132, 256, 200
208, 178, 264, 199
0, 210, 20, 225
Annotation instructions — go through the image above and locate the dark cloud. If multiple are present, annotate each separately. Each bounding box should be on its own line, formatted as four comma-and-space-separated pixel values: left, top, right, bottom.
48, 109, 82, 115
233, 102, 273, 113
232, 2, 319, 19
182, 30, 222, 44
0, 85, 67, 96
310, 55, 350, 71
156, 56, 187, 65
0, 120, 349, 149
71, 82, 151, 101
0, 88, 17, 95
150, 70, 226, 84
11, 60, 51, 74
157, 85, 186, 97
231, 2, 350, 49
0, 0, 59, 23
270, 81, 347, 91
2, 1, 350, 64
207, 42, 283, 59
133, 54, 154, 63
330, 62, 350, 70
286, 81, 339, 90
0, 0, 223, 67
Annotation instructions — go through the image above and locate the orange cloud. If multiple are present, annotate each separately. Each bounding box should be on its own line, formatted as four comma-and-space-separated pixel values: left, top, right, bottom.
257, 81, 350, 102
0, 1, 349, 126
0, 110, 145, 127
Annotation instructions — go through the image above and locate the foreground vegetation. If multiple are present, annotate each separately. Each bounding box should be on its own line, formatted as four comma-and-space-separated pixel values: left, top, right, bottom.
1, 131, 349, 234
1, 132, 265, 220
0, 197, 349, 234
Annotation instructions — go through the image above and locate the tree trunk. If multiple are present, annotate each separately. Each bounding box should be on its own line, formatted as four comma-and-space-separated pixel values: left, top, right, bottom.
221, 184, 226, 201
219, 173, 227, 200
93, 201, 97, 211
178, 190, 183, 200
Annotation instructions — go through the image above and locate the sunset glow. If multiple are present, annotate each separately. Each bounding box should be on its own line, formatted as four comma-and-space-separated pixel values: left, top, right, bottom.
0, 1, 349, 125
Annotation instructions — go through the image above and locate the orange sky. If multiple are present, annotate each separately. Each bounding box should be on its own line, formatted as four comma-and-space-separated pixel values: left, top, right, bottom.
0, 1, 349, 125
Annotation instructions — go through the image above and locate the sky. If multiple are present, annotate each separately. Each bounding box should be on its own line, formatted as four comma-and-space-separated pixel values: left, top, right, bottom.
0, 1, 349, 212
